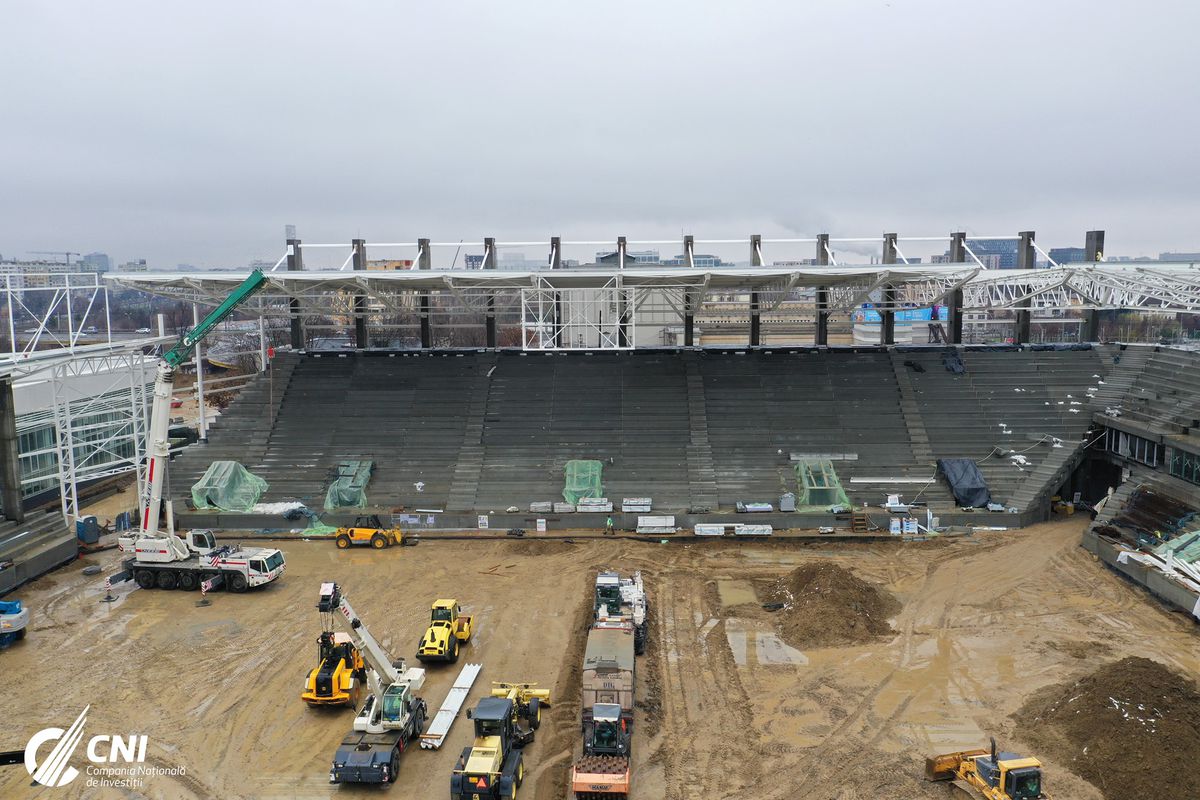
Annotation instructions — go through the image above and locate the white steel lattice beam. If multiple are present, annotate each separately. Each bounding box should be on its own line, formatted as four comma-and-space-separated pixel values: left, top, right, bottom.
49, 351, 152, 525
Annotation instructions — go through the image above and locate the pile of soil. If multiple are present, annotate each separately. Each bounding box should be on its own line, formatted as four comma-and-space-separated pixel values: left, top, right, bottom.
764, 563, 900, 648
1016, 656, 1200, 800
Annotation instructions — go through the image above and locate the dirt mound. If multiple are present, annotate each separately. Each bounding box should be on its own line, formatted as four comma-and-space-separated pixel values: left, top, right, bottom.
505, 539, 579, 557
1016, 656, 1200, 800
765, 562, 900, 648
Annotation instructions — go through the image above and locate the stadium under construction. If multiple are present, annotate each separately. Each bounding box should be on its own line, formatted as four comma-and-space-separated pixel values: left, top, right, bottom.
1, 230, 1199, 799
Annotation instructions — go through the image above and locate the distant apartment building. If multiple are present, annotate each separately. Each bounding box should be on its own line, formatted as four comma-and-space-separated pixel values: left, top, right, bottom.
1048, 246, 1087, 264
595, 249, 661, 265
931, 253, 1003, 269
965, 239, 1019, 268
0, 259, 85, 290
366, 259, 415, 270
80, 252, 112, 273
1159, 252, 1200, 261
118, 259, 149, 272
661, 253, 728, 268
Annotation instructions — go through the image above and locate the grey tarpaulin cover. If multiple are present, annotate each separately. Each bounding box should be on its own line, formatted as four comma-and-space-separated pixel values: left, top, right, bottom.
937, 458, 991, 507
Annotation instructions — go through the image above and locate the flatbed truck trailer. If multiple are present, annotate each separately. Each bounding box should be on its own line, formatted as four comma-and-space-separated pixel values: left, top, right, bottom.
329, 701, 427, 786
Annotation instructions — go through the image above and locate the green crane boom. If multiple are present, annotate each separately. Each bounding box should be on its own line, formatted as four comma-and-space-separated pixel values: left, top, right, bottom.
162, 269, 268, 368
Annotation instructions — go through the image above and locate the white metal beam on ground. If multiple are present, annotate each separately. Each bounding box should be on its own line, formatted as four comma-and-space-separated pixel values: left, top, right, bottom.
419, 662, 482, 750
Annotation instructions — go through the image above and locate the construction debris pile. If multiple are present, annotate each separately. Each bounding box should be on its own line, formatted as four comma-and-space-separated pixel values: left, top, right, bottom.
765, 563, 900, 648
1093, 487, 1200, 604
1017, 656, 1200, 800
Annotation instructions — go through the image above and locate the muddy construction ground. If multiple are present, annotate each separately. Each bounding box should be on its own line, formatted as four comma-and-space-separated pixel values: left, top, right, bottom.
3, 518, 1198, 799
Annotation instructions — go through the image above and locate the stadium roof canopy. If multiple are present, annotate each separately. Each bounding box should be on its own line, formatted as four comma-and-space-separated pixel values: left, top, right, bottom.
110, 261, 1200, 312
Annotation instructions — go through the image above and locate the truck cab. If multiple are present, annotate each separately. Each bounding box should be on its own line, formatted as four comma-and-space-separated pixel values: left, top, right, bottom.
584, 703, 630, 756
975, 752, 1046, 799
244, 549, 286, 587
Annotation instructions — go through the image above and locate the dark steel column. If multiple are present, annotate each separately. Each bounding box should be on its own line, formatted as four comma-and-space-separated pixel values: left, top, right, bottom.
749, 234, 763, 346
352, 239, 368, 349
949, 232, 966, 344
1082, 230, 1105, 342
482, 238, 497, 347
0, 378, 22, 522
286, 238, 303, 350
684, 296, 694, 346
418, 238, 432, 349
419, 298, 432, 348
815, 234, 830, 346
683, 235, 696, 345
1015, 231, 1035, 343
880, 233, 898, 345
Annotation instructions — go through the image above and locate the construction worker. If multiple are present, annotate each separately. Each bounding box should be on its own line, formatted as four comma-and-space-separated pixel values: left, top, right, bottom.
605, 516, 615, 535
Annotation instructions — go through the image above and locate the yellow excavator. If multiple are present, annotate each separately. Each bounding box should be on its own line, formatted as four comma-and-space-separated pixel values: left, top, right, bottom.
301, 630, 367, 707
416, 599, 474, 663
926, 738, 1050, 799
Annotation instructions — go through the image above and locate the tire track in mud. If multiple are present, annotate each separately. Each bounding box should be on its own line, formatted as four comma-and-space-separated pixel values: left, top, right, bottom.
654, 574, 760, 799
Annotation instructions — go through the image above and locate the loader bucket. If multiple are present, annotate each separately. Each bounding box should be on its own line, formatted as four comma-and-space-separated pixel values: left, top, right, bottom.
925, 749, 988, 782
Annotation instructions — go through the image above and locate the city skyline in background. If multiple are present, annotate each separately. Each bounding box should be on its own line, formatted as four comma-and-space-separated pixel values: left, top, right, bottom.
3, 232, 1200, 275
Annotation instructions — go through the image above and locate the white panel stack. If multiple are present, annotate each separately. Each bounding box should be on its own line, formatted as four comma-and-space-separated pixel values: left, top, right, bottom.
637, 515, 676, 534
419, 662, 483, 750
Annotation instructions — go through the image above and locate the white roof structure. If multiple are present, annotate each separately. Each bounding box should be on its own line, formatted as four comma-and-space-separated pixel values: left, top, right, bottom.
109, 262, 1200, 312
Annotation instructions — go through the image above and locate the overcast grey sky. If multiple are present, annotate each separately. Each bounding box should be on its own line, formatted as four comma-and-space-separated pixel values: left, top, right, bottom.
2, 1, 1198, 267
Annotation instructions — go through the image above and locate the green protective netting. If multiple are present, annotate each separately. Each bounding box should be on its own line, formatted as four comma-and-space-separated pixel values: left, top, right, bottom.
305, 516, 340, 537
563, 459, 604, 504
324, 459, 374, 511
190, 461, 269, 512
793, 459, 851, 511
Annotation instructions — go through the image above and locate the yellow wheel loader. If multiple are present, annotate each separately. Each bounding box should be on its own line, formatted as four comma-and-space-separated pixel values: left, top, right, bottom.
416, 599, 474, 663
926, 738, 1050, 799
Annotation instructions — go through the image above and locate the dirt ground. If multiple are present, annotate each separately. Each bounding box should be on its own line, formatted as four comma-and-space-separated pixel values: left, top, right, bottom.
2, 518, 1197, 799
1018, 656, 1200, 800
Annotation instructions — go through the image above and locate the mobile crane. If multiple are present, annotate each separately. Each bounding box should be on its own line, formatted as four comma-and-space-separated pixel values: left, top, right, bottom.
318, 582, 428, 785
114, 270, 286, 592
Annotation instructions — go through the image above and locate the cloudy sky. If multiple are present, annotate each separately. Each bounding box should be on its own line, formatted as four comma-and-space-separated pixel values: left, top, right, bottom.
2, 1, 1198, 267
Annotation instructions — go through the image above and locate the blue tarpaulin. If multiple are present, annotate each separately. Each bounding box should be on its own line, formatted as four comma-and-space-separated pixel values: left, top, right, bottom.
938, 458, 992, 508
